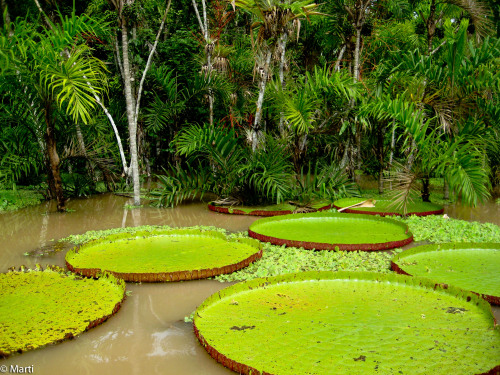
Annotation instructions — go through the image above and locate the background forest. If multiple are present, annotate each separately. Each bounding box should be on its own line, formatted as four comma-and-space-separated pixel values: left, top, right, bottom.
0, 0, 499, 212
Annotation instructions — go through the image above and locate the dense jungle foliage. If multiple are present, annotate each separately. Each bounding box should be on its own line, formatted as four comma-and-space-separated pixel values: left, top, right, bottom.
0, 0, 499, 211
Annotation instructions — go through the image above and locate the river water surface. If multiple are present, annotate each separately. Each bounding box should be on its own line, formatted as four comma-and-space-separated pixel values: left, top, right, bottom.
1, 194, 498, 375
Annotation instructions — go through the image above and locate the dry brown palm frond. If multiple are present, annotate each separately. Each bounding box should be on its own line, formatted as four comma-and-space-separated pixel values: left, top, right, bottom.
445, 0, 493, 40
384, 161, 421, 215
213, 196, 242, 206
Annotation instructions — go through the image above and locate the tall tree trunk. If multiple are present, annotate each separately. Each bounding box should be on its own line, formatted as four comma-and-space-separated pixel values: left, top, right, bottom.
278, 33, 288, 135
44, 103, 65, 211
421, 177, 431, 202
353, 27, 362, 82
377, 123, 385, 194
252, 50, 272, 152
121, 22, 141, 206
389, 119, 396, 189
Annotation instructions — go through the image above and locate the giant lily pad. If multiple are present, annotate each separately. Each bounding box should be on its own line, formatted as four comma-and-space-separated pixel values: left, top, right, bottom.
333, 197, 444, 216
208, 201, 332, 216
392, 243, 500, 305
248, 212, 413, 250
194, 271, 500, 375
66, 228, 262, 282
0, 266, 125, 358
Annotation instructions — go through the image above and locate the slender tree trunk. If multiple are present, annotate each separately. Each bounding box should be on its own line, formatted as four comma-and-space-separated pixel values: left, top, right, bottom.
389, 119, 396, 189
422, 177, 431, 202
427, 0, 437, 54
252, 50, 272, 152
44, 103, 65, 211
121, 22, 141, 206
334, 45, 346, 72
278, 33, 288, 135
192, 0, 213, 125
353, 27, 362, 82
377, 123, 385, 194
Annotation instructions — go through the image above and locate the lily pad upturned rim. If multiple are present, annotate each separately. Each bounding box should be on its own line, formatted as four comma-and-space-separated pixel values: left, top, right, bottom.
66, 229, 263, 282
208, 201, 333, 216
193, 271, 499, 375
333, 198, 444, 217
0, 266, 125, 359
391, 242, 500, 305
248, 212, 413, 251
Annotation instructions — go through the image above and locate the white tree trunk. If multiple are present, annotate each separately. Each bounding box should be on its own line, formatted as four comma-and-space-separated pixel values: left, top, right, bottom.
278, 33, 288, 135
353, 27, 362, 82
252, 50, 272, 152
121, 22, 141, 206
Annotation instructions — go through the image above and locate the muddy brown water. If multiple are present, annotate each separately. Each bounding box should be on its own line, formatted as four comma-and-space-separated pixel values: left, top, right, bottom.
1, 194, 499, 375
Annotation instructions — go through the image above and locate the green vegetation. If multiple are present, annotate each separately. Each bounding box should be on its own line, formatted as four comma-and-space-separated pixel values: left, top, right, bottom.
62, 225, 226, 244
249, 212, 412, 247
0, 189, 44, 211
400, 215, 500, 243
216, 240, 398, 282
209, 200, 332, 215
0, 267, 125, 358
393, 243, 500, 300
334, 197, 443, 215
195, 271, 500, 375
66, 229, 261, 278
1, 0, 497, 211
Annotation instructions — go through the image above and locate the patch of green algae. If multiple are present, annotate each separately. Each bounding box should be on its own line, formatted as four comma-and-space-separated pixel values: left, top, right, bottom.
195, 271, 500, 375
66, 229, 261, 274
0, 267, 125, 357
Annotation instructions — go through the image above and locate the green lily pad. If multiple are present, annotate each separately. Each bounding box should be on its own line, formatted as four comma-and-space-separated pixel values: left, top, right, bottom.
66, 228, 262, 282
0, 266, 125, 358
333, 198, 443, 216
392, 243, 500, 305
248, 212, 413, 250
208, 201, 332, 216
194, 271, 500, 375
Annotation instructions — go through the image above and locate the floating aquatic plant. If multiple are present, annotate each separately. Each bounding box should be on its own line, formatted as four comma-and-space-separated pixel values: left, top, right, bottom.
392, 242, 500, 304
248, 212, 413, 251
208, 200, 333, 216
195, 271, 500, 375
334, 197, 443, 216
66, 228, 262, 282
0, 266, 125, 358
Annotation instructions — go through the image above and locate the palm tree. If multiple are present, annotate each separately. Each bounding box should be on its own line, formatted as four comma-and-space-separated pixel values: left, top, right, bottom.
1, 12, 108, 211
232, 0, 323, 151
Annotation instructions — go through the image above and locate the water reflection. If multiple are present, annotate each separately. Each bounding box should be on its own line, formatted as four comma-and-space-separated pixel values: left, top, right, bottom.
0, 193, 498, 374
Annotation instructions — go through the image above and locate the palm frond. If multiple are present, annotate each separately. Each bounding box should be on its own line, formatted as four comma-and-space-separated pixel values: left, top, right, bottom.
149, 163, 214, 208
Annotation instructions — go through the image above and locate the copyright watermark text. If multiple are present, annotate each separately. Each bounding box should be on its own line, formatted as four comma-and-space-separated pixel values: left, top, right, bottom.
0, 365, 34, 373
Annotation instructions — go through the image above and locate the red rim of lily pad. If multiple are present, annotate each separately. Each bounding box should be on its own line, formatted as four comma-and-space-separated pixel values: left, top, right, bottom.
193, 271, 500, 375
248, 229, 412, 251
66, 250, 263, 283
65, 229, 263, 283
208, 202, 333, 216
391, 243, 500, 305
332, 199, 444, 217
248, 213, 413, 251
0, 266, 125, 359
333, 205, 444, 217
